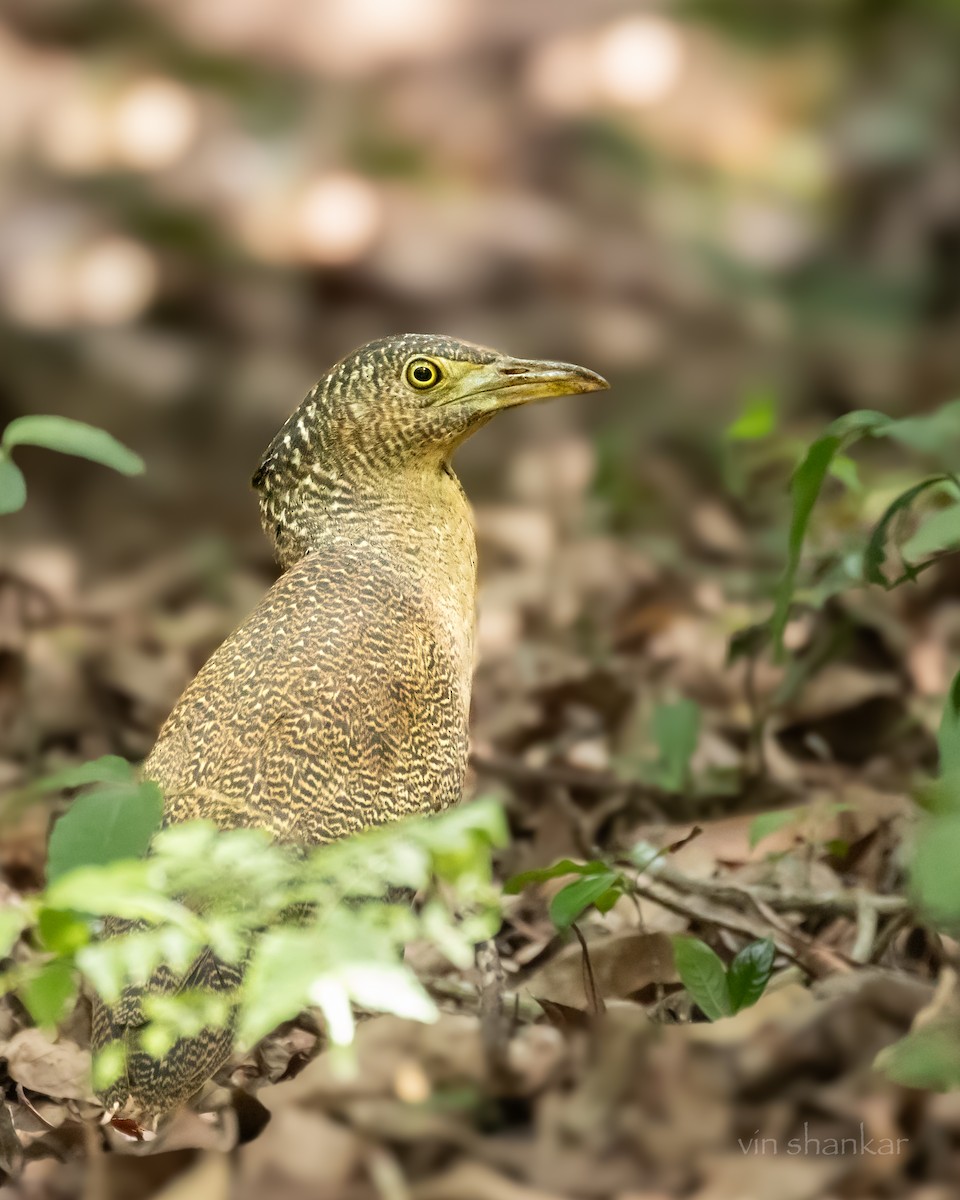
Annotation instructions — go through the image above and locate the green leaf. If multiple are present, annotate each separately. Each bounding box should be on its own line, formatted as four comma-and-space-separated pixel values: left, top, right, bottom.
863, 477, 951, 588
17, 755, 136, 800
770, 410, 890, 659
0, 455, 26, 514
37, 908, 91, 955
652, 698, 701, 792
47, 862, 200, 932
2, 416, 144, 475
239, 927, 328, 1046
672, 936, 731, 1020
770, 433, 841, 659
46, 780, 163, 882
876, 1025, 960, 1090
911, 813, 960, 926
748, 808, 801, 849
549, 870, 621, 931
21, 960, 77, 1027
503, 859, 612, 894
938, 670, 960, 782
726, 938, 775, 1013
0, 906, 28, 956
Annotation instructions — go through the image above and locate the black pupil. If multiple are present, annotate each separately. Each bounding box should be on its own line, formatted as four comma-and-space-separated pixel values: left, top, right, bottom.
413, 364, 434, 383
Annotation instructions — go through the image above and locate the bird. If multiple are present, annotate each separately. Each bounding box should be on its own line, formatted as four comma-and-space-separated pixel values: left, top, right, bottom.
90, 333, 608, 1117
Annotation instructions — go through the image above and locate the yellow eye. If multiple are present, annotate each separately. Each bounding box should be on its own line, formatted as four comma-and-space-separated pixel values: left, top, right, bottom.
405, 357, 442, 390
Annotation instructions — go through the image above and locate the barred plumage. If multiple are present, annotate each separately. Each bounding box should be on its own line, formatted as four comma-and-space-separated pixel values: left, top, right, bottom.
91, 334, 607, 1115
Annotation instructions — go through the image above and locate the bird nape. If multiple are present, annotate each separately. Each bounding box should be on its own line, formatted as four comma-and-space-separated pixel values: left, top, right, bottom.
90, 334, 609, 1119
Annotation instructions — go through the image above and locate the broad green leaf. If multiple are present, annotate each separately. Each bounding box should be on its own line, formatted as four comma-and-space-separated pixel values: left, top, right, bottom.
911, 814, 960, 926
652, 698, 701, 792
938, 670, 960, 783
37, 908, 91, 955
2, 416, 144, 475
726, 938, 775, 1013
672, 936, 731, 1020
748, 808, 801, 849
47, 862, 200, 932
504, 858, 612, 894
0, 455, 26, 514
21, 961, 77, 1027
46, 780, 163, 882
863, 477, 951, 588
549, 870, 621, 931
239, 927, 325, 1046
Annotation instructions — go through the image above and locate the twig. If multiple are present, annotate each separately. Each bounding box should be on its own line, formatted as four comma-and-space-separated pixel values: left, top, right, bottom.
640, 858, 909, 919
572, 923, 605, 1017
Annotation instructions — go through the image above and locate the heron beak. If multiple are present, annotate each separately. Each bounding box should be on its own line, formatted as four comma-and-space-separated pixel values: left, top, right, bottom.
455, 356, 610, 412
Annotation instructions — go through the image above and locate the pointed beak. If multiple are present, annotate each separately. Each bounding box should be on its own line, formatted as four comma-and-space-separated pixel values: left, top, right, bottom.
456, 356, 609, 412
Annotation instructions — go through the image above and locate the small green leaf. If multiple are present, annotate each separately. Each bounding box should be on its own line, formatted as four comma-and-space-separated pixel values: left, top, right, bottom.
726, 937, 775, 1013
504, 859, 611, 894
863, 476, 950, 588
3, 416, 144, 475
652, 699, 701, 793
748, 808, 801, 849
21, 960, 77, 1027
549, 870, 621, 931
46, 780, 163, 882
37, 908, 91, 955
672, 936, 731, 1020
0, 455, 26, 514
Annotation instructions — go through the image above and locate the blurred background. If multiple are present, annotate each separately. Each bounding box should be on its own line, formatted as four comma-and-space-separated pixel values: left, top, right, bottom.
5, 0, 960, 568
4, 3, 960, 1195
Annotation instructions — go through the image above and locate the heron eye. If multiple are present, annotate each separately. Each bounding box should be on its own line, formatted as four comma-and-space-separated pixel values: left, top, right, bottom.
406, 358, 442, 389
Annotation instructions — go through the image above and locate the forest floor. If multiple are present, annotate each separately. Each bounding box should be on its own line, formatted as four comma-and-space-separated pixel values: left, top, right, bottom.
2, 460, 959, 1200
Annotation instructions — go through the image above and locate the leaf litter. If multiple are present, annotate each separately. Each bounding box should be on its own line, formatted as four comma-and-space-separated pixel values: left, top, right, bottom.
1, 457, 958, 1198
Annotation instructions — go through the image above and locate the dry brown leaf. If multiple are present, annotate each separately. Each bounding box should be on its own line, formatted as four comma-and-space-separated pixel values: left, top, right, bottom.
4, 1029, 94, 1102
524, 932, 677, 1010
